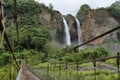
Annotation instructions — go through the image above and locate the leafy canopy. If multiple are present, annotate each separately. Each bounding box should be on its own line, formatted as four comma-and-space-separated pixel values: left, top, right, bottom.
108, 1, 120, 21
77, 4, 91, 15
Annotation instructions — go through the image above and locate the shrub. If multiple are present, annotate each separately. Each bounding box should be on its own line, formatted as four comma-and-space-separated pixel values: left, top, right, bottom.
62, 47, 108, 62
108, 1, 120, 21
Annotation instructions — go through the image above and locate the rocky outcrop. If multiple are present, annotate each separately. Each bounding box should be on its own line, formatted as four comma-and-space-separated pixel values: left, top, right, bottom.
39, 9, 51, 27
51, 11, 64, 43
39, 9, 64, 43
39, 8, 119, 45
77, 9, 119, 44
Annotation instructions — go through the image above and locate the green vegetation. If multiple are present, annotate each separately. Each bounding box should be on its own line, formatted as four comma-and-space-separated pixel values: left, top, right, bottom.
77, 1, 120, 22
0, 0, 54, 79
2, 0, 52, 51
0, 66, 17, 80
61, 47, 108, 62
77, 4, 91, 16
19, 26, 51, 50
106, 59, 117, 66
31, 61, 118, 80
108, 1, 120, 22
32, 68, 118, 80
0, 0, 120, 80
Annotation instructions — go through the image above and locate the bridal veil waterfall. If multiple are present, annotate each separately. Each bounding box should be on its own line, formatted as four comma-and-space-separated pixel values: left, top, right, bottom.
63, 17, 71, 46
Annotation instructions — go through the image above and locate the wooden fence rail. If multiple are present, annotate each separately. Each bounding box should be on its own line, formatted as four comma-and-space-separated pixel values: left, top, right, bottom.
30, 52, 120, 80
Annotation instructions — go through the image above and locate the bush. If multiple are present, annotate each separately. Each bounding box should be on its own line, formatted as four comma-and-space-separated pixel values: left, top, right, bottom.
77, 4, 91, 16
62, 47, 108, 62
108, 1, 120, 21
0, 52, 10, 65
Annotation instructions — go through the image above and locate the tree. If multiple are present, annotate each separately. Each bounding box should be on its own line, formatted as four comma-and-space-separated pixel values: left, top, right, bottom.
77, 4, 91, 15
108, 1, 120, 21
48, 3, 54, 10
61, 47, 108, 62
18, 26, 51, 51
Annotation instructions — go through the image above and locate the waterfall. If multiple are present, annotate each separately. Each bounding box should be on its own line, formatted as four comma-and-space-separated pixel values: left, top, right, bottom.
63, 17, 71, 46
16, 69, 21, 80
75, 17, 84, 50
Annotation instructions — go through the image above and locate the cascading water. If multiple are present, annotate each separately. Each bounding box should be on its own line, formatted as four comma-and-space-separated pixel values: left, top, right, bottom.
75, 17, 84, 50
63, 17, 71, 46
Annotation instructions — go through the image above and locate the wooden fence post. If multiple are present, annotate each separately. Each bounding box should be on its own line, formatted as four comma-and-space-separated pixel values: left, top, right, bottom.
117, 52, 120, 80
65, 63, 68, 80
76, 62, 79, 80
9, 57, 12, 80
59, 63, 62, 80
93, 57, 96, 80
47, 64, 49, 80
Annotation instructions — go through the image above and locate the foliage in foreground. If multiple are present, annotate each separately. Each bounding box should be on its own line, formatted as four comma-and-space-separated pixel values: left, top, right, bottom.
31, 63, 118, 80
61, 47, 108, 62
0, 64, 118, 80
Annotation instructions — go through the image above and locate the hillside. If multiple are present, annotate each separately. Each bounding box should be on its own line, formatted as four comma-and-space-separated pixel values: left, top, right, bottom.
3, 0, 120, 48
0, 0, 120, 80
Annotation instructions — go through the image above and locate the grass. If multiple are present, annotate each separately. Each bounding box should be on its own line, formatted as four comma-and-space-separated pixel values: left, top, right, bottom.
106, 59, 117, 67
29, 60, 119, 80
0, 55, 119, 80
31, 66, 118, 80
0, 65, 18, 80
0, 59, 119, 80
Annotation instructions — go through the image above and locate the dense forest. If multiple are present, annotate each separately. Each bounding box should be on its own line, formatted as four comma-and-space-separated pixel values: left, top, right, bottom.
0, 0, 120, 80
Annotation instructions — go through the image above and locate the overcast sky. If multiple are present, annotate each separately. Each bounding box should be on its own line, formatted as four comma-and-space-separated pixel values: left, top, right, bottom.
35, 0, 119, 16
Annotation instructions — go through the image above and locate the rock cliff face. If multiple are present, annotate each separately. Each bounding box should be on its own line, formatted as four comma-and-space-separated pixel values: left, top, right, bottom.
39, 9, 51, 27
39, 8, 119, 45
39, 9, 64, 43
77, 9, 119, 44
65, 14, 78, 44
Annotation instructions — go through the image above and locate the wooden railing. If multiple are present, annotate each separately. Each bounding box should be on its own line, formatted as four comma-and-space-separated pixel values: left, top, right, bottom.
30, 52, 120, 80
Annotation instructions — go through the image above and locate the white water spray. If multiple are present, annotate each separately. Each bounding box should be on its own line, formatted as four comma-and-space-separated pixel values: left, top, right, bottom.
75, 17, 84, 50
63, 17, 71, 46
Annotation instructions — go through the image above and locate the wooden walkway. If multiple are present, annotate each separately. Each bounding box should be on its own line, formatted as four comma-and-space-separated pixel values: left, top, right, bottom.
16, 59, 40, 80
